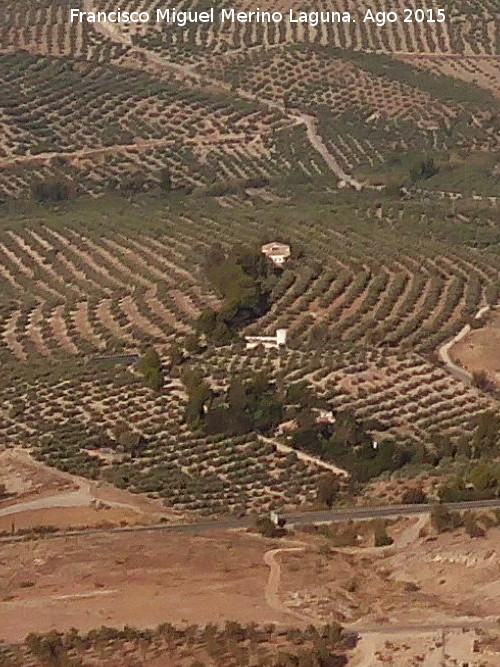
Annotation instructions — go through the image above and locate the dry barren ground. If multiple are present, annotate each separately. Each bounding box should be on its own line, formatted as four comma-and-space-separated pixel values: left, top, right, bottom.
451, 309, 500, 388
351, 628, 480, 666
0, 449, 75, 498
2, 451, 500, 665
0, 448, 181, 532
273, 520, 500, 665
0, 512, 499, 665
0, 530, 291, 642
279, 527, 500, 626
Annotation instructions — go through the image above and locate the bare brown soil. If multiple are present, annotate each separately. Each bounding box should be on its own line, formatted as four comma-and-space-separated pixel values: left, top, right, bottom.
279, 523, 500, 626
1, 450, 499, 665
0, 500, 499, 665
351, 628, 481, 666
451, 309, 500, 387
0, 449, 76, 498
1, 516, 498, 664
0, 448, 181, 528
278, 522, 500, 665
0, 530, 289, 642
0, 505, 142, 533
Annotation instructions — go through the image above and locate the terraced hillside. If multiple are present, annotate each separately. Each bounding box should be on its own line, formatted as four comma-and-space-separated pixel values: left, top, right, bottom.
0, 360, 328, 515
0, 189, 498, 515
0, 50, 303, 199
201, 345, 494, 447
0, 208, 498, 514
111, 0, 500, 59
198, 44, 500, 179
0, 321, 493, 515
1, 0, 500, 199
2, 0, 500, 514
0, 192, 499, 364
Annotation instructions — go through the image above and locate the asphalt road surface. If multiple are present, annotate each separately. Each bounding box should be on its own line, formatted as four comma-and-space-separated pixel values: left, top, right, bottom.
2, 498, 500, 544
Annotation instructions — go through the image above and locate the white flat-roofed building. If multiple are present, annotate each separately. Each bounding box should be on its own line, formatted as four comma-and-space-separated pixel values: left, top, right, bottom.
245, 328, 288, 350
261, 242, 291, 267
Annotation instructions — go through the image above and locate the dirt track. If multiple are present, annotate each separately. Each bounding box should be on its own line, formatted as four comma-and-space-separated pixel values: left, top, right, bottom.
0, 530, 289, 642
449, 307, 500, 388
259, 435, 348, 476
264, 544, 314, 622
0, 448, 178, 531
77, 3, 365, 189
438, 304, 491, 383
298, 113, 363, 189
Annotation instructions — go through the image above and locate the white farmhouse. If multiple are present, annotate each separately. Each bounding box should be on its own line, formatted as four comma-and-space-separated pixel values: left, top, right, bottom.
261, 242, 291, 267
314, 408, 335, 425
245, 328, 288, 350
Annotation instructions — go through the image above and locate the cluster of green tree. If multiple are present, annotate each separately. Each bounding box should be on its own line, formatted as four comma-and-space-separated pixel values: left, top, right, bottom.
401, 487, 428, 504
112, 422, 146, 458
192, 373, 441, 485
472, 369, 496, 393
430, 505, 487, 538
182, 372, 500, 487
21, 621, 350, 667
409, 157, 439, 182
372, 411, 500, 484
255, 515, 287, 538
25, 631, 69, 665
205, 372, 283, 436
197, 243, 278, 344
470, 412, 500, 457
31, 179, 72, 203
438, 460, 500, 503
164, 335, 204, 380
463, 511, 487, 538
430, 504, 463, 533
182, 366, 213, 429
316, 475, 341, 508
183, 367, 284, 436
137, 347, 163, 391
290, 408, 413, 483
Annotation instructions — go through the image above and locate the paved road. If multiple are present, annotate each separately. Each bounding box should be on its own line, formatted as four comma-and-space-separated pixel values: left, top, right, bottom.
284, 498, 500, 524
2, 498, 500, 544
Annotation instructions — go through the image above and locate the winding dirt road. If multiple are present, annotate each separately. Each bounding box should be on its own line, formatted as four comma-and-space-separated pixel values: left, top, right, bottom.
78, 4, 364, 189
261, 514, 492, 666
438, 304, 491, 384
262, 515, 428, 623
263, 544, 317, 623
0, 486, 149, 519
297, 113, 364, 190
